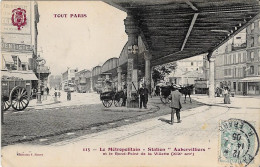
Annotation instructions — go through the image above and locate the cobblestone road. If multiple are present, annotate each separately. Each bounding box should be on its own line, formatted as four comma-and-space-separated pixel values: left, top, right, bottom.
1, 96, 203, 146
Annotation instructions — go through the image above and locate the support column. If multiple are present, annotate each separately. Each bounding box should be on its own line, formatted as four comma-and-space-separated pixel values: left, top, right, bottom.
90, 75, 93, 92
207, 51, 215, 98
151, 67, 154, 93
124, 14, 139, 108
144, 51, 152, 93
117, 67, 122, 91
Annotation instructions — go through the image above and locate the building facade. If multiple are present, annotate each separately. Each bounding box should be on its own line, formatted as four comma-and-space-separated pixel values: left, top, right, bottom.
48, 75, 62, 90
205, 17, 260, 95
244, 18, 260, 95
1, 1, 51, 98
61, 68, 78, 91
168, 55, 204, 85
75, 69, 91, 93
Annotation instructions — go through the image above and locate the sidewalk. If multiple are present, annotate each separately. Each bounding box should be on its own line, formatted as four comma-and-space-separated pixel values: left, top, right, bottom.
27, 91, 101, 110
192, 94, 260, 109
2, 94, 260, 167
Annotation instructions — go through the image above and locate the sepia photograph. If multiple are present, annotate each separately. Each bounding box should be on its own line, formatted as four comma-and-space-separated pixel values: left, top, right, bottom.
1, 0, 260, 166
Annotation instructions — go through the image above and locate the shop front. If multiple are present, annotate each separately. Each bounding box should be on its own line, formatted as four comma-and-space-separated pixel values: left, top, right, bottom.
240, 77, 260, 95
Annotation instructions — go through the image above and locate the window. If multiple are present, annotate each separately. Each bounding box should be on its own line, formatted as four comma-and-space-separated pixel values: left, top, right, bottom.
250, 66, 254, 75
191, 62, 193, 66
251, 23, 255, 31
258, 50, 260, 61
22, 64, 26, 71
242, 52, 246, 62
238, 53, 241, 63
251, 37, 254, 47
230, 54, 233, 64
11, 56, 17, 70
5, 64, 11, 70
233, 82, 236, 90
250, 51, 254, 61
258, 65, 260, 75
234, 53, 237, 63
224, 68, 232, 76
258, 36, 260, 45
238, 83, 241, 91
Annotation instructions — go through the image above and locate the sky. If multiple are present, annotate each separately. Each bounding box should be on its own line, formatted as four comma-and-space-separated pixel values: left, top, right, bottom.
37, 1, 128, 75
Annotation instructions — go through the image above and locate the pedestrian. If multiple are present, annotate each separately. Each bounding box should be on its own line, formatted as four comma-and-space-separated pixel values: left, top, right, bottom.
155, 86, 160, 96
150, 87, 154, 98
138, 84, 149, 109
169, 86, 182, 124
54, 88, 58, 102
67, 90, 71, 101
122, 86, 127, 107
223, 87, 230, 104
46, 87, 49, 95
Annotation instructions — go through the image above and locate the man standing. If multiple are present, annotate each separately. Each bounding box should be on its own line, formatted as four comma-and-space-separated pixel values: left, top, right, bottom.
138, 84, 149, 109
169, 86, 182, 124
46, 87, 49, 95
122, 85, 127, 107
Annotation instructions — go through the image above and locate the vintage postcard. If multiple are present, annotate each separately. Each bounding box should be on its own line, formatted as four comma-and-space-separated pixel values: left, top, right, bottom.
1, 0, 260, 167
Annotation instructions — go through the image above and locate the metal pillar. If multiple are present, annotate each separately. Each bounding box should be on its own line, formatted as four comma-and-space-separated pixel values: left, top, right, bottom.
37, 71, 42, 104
117, 67, 122, 91
124, 14, 139, 108
90, 76, 93, 92
207, 51, 215, 98
144, 51, 152, 93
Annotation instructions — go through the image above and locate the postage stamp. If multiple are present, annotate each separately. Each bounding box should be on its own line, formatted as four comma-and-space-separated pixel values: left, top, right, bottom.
219, 118, 259, 166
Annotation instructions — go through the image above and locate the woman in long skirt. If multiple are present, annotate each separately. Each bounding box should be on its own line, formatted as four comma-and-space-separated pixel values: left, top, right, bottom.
223, 87, 230, 104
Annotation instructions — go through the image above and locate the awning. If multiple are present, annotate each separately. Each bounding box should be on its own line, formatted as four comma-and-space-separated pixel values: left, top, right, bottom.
1, 70, 38, 80
2, 54, 14, 64
19, 56, 29, 63
239, 77, 260, 82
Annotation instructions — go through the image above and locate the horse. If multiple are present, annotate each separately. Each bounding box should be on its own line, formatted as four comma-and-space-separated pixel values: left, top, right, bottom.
179, 85, 194, 103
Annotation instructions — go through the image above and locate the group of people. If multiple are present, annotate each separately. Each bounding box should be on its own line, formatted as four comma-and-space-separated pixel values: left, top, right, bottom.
215, 86, 231, 104
223, 87, 231, 104
122, 83, 182, 125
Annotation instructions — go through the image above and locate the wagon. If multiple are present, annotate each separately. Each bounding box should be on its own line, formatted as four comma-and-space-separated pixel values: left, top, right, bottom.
1, 70, 38, 111
100, 90, 125, 108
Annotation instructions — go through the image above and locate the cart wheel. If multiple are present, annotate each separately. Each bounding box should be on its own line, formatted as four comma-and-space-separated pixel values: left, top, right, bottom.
160, 96, 170, 104
2, 96, 11, 111
114, 98, 123, 107
102, 100, 113, 108
10, 86, 29, 111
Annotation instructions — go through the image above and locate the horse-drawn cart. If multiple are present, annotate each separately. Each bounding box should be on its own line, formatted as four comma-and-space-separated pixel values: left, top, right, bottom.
100, 91, 125, 108
1, 70, 38, 111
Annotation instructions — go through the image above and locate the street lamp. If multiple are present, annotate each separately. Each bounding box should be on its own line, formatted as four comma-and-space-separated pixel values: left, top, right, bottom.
36, 56, 46, 104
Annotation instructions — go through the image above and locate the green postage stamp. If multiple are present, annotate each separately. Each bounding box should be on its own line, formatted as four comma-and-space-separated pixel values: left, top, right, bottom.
219, 118, 259, 166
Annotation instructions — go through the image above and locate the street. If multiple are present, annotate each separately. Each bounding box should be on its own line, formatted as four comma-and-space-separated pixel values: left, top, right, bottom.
2, 94, 260, 167
1, 92, 203, 146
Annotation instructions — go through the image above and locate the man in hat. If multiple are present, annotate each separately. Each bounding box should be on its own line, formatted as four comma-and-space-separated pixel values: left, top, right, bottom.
169, 86, 182, 124
138, 83, 149, 109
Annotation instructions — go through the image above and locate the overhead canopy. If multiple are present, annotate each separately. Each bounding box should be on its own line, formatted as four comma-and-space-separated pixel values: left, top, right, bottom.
2, 54, 14, 64
240, 77, 260, 82
106, 0, 260, 66
1, 70, 38, 80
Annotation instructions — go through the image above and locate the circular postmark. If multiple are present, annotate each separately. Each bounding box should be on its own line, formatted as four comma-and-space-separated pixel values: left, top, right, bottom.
219, 118, 259, 166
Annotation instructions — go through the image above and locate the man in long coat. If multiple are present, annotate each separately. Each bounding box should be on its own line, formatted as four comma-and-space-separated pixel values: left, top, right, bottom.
169, 87, 182, 124
138, 84, 149, 109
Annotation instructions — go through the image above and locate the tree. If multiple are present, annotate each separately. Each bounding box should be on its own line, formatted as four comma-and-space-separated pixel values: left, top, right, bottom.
152, 62, 177, 85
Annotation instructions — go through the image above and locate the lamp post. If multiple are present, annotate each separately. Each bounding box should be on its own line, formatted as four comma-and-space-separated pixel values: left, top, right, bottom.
36, 56, 46, 104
